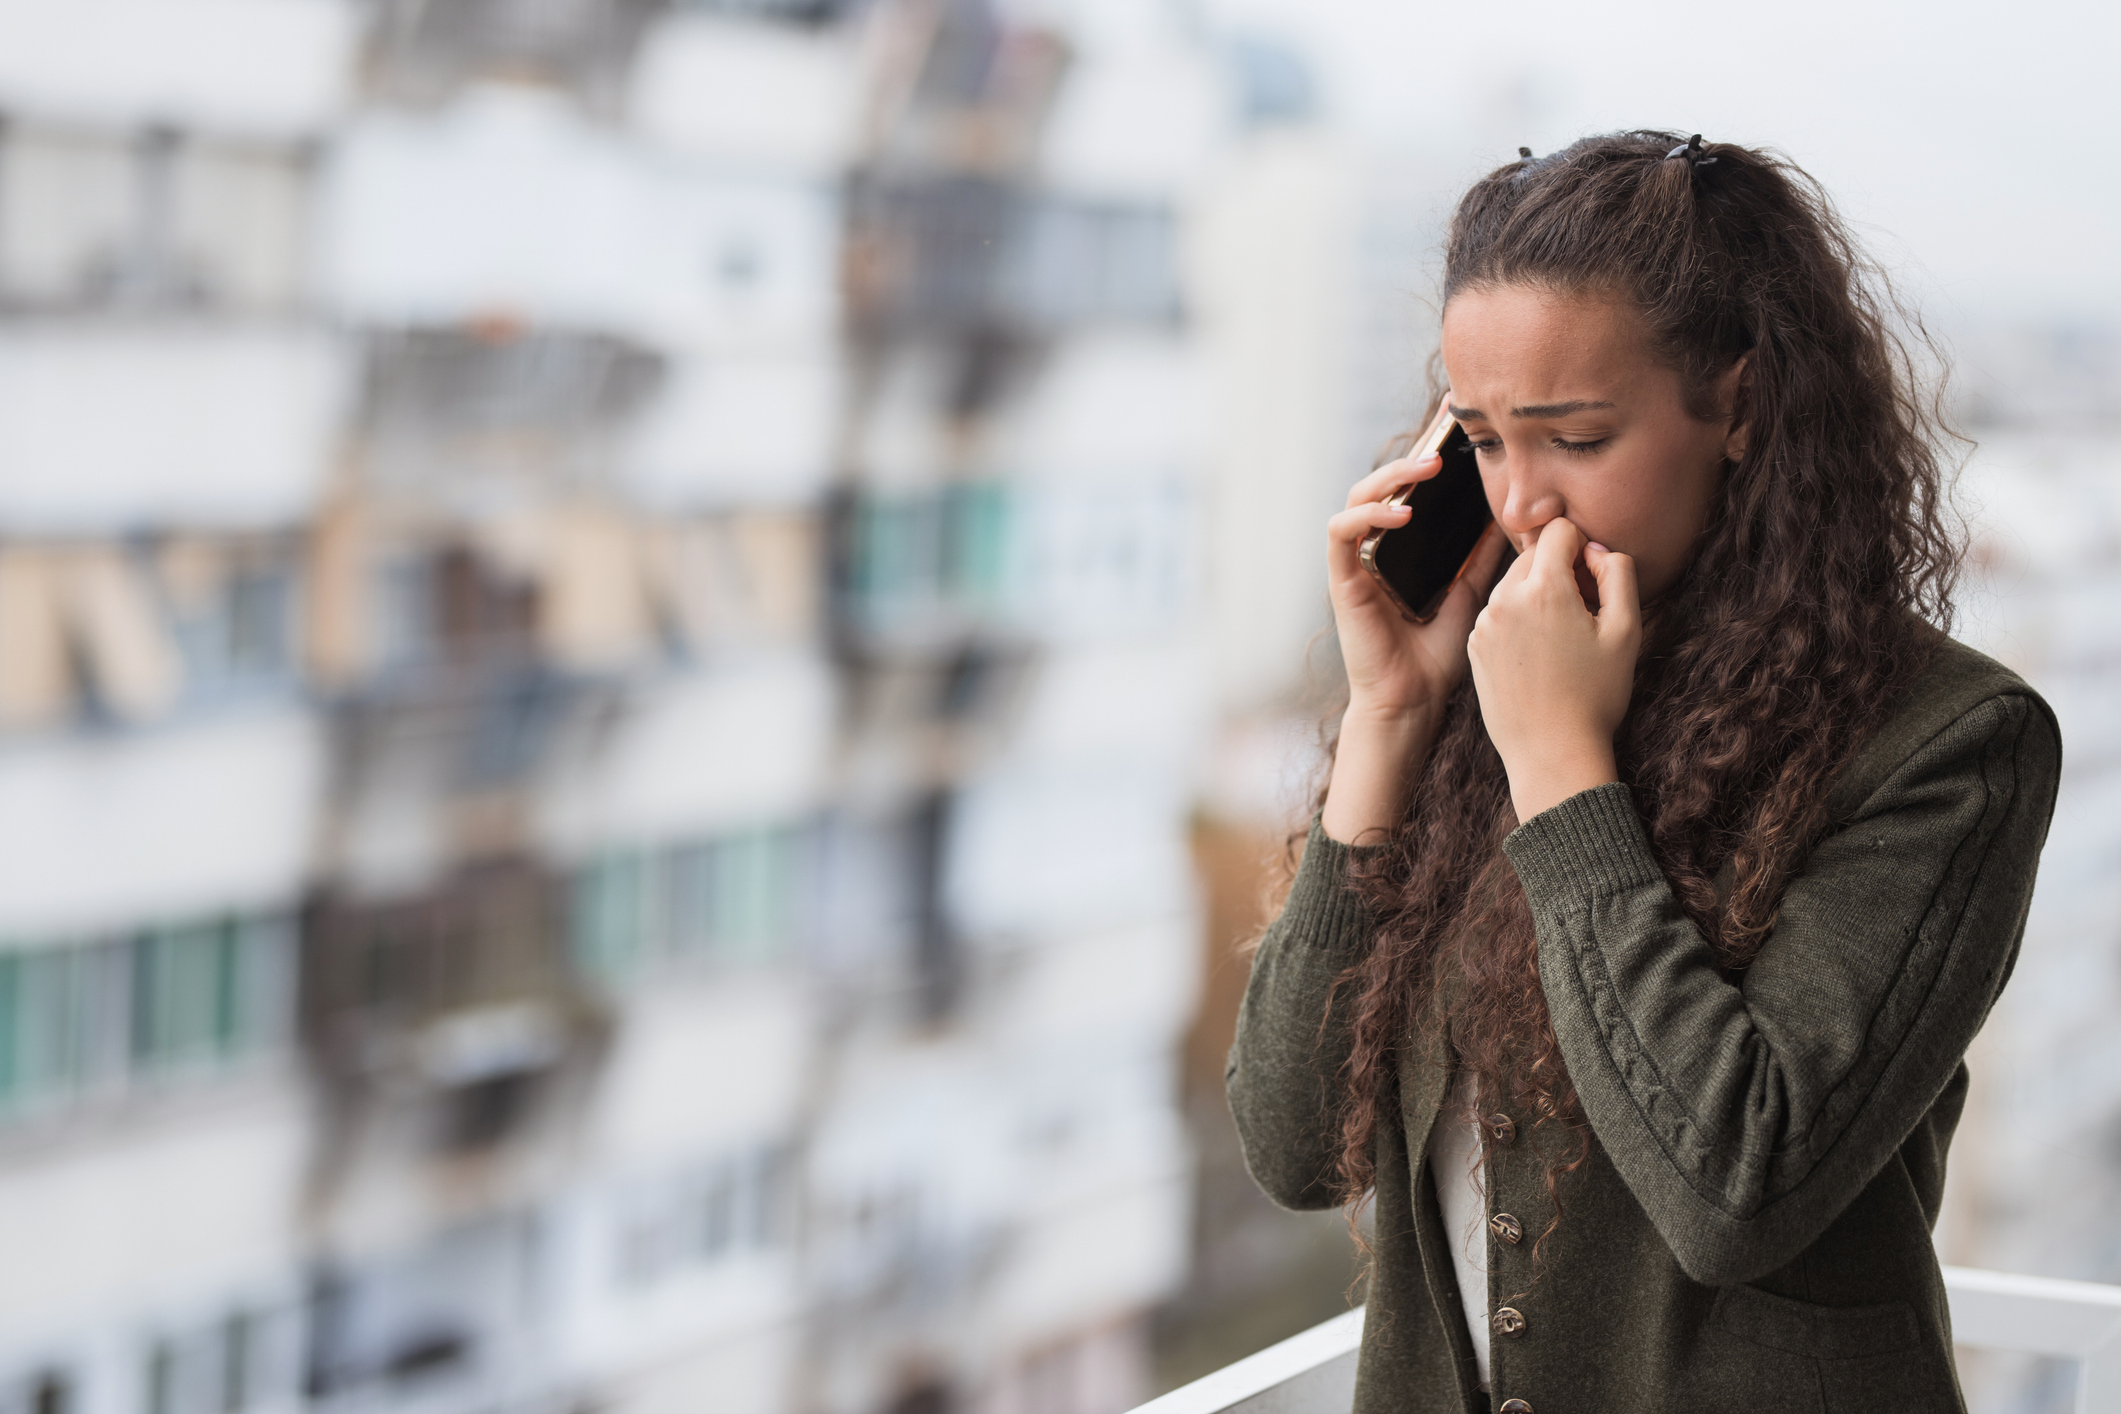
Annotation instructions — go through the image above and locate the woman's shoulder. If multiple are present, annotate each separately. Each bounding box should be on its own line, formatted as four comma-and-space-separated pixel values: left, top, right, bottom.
1822, 627, 2061, 825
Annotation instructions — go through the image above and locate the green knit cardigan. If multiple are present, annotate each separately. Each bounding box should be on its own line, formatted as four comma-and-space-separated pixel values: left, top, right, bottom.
1227, 635, 2061, 1414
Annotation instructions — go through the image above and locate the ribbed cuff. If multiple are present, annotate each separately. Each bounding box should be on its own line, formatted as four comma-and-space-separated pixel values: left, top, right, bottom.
1502, 781, 1663, 909
1282, 815, 1382, 957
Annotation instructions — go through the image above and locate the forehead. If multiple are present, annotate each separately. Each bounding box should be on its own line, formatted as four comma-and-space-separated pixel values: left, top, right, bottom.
1440, 285, 1652, 401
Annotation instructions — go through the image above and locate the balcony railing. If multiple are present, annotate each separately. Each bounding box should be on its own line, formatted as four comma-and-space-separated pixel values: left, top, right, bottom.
1131, 1267, 2121, 1414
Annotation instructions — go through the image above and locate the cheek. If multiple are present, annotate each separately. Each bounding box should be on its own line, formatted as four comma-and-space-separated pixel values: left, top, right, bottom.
1480, 462, 1507, 521
1566, 461, 1691, 563
1596, 450, 1720, 588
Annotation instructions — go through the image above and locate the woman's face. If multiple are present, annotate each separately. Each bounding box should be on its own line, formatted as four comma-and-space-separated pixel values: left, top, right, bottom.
1439, 283, 1741, 603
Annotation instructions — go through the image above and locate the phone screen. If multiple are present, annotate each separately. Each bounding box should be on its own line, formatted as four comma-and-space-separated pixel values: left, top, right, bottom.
1367, 424, 1493, 621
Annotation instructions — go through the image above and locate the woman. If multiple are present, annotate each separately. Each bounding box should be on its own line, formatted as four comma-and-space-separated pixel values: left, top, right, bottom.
1226, 132, 2061, 1413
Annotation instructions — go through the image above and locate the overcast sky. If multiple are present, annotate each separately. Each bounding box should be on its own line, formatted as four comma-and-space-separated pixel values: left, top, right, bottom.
1196, 0, 2121, 328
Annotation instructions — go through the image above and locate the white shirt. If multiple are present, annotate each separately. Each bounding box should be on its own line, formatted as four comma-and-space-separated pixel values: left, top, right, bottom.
1428, 1071, 1492, 1391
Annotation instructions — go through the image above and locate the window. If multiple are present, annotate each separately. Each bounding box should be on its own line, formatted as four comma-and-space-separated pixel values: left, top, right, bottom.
1004, 199, 1183, 327
0, 1365, 73, 1414
681, 826, 798, 966
0, 126, 133, 307
368, 550, 435, 673
169, 143, 309, 314
647, 512, 822, 656
619, 1143, 796, 1286
0, 538, 297, 730
570, 824, 804, 985
359, 327, 665, 492
848, 180, 1181, 334
366, 0, 666, 107
840, 477, 1189, 641
158, 539, 298, 701
304, 860, 570, 1032
571, 849, 650, 981
141, 1308, 277, 1414
672, 0, 851, 22
0, 544, 184, 729
0, 914, 291, 1123
842, 482, 1014, 634
0, 123, 309, 314
131, 917, 286, 1072
304, 1216, 535, 1399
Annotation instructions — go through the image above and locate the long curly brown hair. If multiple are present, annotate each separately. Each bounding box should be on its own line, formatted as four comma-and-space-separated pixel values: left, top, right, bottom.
1322, 132, 1963, 1230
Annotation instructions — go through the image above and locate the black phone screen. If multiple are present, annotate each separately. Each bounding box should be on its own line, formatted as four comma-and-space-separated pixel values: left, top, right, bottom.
1369, 424, 1493, 620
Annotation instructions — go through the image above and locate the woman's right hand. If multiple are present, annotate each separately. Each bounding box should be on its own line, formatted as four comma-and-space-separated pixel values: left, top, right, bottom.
1319, 448, 1507, 844
1327, 451, 1505, 722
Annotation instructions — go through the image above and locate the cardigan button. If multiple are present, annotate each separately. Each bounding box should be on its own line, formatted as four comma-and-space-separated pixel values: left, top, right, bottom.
1492, 1306, 1527, 1338
1489, 1212, 1523, 1245
1499, 1401, 1533, 1413
1486, 1113, 1517, 1145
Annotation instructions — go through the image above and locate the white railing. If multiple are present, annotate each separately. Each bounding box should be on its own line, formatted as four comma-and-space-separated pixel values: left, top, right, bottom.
1948, 1267, 2121, 1412
1130, 1267, 2121, 1414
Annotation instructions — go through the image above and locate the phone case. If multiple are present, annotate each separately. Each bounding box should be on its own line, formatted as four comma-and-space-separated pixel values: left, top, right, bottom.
1357, 404, 1494, 623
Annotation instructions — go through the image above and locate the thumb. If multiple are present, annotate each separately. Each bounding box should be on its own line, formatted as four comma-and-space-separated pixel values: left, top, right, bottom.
1585, 543, 1640, 643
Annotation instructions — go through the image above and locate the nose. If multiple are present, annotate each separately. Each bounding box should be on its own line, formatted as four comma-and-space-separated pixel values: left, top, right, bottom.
1494, 458, 1566, 546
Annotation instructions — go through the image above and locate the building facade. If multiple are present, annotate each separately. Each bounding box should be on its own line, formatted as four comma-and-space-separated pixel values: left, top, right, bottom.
0, 3, 1233, 1412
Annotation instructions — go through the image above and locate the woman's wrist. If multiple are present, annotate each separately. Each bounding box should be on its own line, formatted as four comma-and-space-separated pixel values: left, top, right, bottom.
1505, 739, 1620, 825
1320, 699, 1442, 845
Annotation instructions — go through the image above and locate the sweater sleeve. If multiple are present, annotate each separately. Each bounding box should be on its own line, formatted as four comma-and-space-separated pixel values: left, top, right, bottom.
1506, 691, 2061, 1285
1225, 818, 1380, 1211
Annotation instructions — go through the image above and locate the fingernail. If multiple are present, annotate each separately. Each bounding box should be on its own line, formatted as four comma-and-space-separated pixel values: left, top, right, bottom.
1588, 542, 1609, 553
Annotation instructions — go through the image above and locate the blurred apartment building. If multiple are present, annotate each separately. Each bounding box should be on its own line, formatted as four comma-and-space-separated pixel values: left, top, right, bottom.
1931, 329, 2121, 1414
0, 2, 1262, 1412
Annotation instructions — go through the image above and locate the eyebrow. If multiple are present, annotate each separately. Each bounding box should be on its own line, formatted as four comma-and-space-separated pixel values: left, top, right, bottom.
1448, 399, 1617, 421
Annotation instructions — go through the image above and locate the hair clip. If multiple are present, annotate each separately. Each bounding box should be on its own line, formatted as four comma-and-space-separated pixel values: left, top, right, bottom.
1518, 146, 1534, 160
1665, 134, 1718, 168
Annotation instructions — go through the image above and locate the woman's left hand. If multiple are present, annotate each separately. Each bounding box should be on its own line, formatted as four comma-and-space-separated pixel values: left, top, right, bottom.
1469, 517, 1643, 823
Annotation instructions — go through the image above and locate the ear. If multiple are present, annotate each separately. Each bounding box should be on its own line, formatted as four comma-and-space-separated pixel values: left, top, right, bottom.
1716, 355, 1751, 463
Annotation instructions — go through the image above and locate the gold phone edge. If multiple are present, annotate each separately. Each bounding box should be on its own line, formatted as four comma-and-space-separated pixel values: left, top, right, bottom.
1357, 402, 1463, 624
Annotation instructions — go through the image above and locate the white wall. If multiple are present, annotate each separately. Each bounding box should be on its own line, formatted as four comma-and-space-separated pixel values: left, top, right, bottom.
994, 332, 1206, 482
628, 15, 861, 177
321, 92, 841, 352
1036, 39, 1227, 202
0, 327, 345, 533
587, 976, 809, 1170
537, 655, 838, 860
1188, 129, 1358, 718
0, 0, 354, 136
596, 1313, 799, 1414
0, 1083, 307, 1355
619, 354, 843, 510
945, 764, 1195, 941
0, 705, 322, 936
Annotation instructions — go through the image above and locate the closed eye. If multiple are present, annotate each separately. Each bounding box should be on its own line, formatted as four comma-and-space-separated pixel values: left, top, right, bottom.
1468, 435, 1608, 455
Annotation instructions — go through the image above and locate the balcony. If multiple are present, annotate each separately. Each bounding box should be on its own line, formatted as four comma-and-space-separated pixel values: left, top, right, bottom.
1132, 1267, 2121, 1414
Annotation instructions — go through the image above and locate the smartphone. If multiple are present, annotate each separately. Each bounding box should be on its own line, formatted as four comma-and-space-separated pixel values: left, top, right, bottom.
1357, 405, 1496, 623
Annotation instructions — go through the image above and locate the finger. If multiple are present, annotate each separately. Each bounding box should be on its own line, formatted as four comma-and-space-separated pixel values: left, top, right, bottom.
1529, 517, 1586, 584
1328, 501, 1416, 543
1585, 542, 1641, 639
1326, 502, 1415, 576
1493, 532, 1535, 593
1345, 453, 1441, 509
